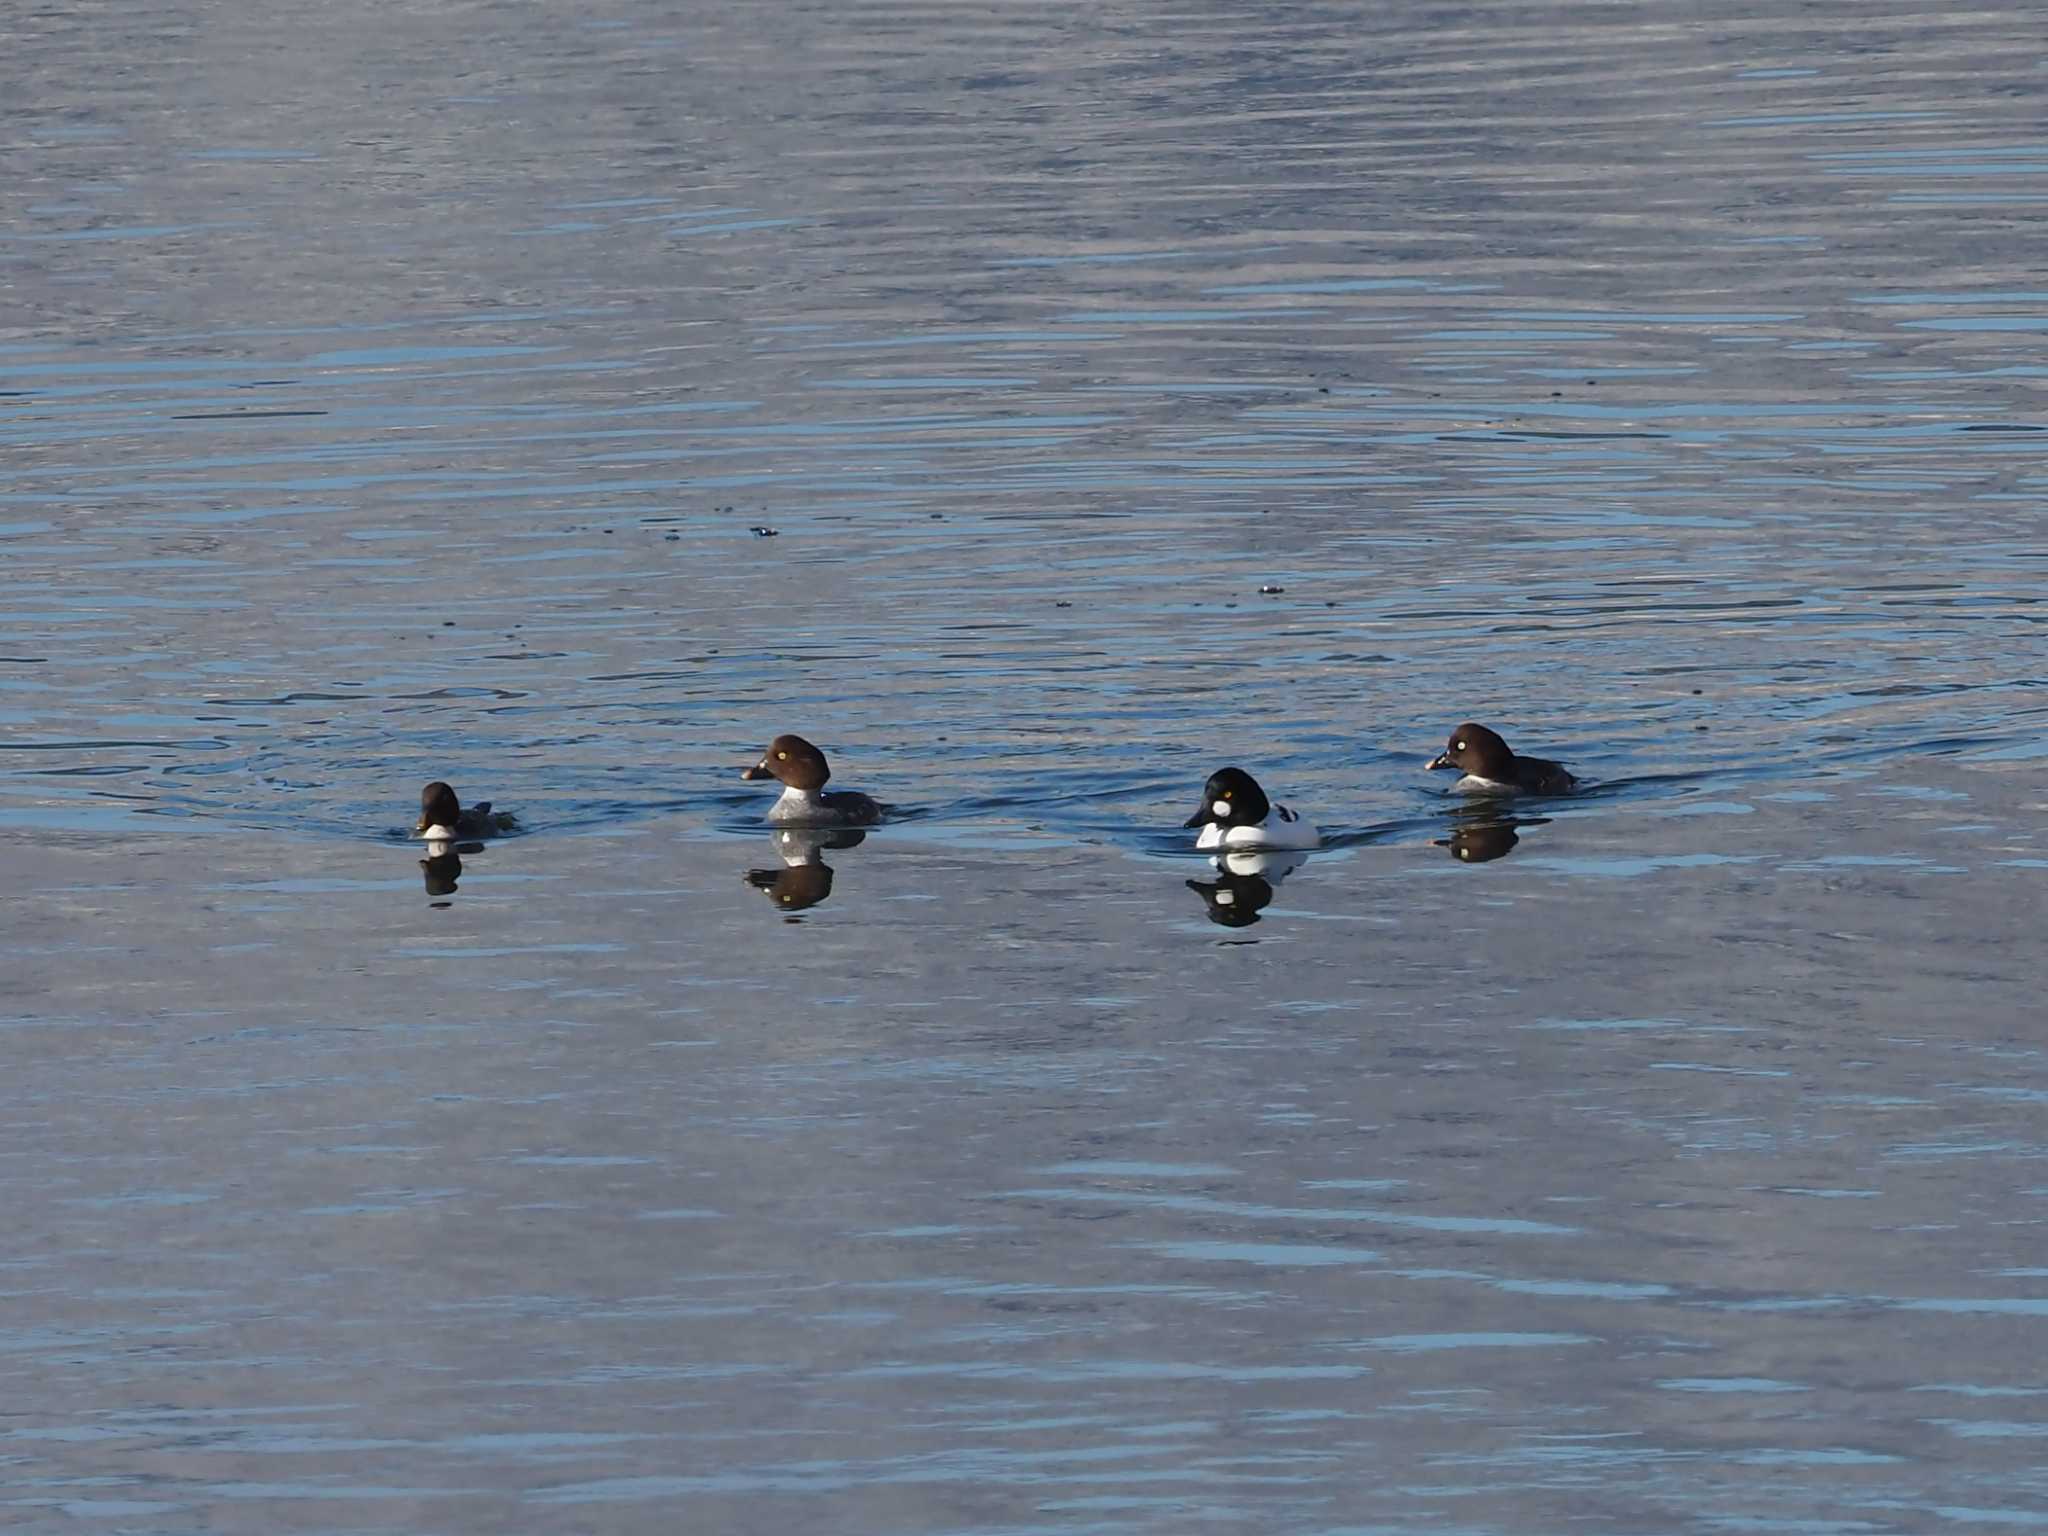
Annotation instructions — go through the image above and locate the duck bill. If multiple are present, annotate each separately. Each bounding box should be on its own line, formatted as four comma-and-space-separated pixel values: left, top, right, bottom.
1182, 807, 1210, 828
741, 761, 772, 780
1426, 753, 1454, 772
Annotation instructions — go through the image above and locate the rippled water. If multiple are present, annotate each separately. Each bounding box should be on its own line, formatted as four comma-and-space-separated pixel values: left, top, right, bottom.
6, 0, 2047, 1529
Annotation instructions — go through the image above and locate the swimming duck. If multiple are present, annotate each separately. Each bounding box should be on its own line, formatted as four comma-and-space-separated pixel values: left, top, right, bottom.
741, 734, 884, 827
1427, 723, 1576, 796
1182, 766, 1319, 851
415, 781, 516, 841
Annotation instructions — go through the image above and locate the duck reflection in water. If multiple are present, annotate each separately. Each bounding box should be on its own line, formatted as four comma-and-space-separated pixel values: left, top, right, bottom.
420, 849, 463, 899
1434, 805, 1542, 864
1186, 847, 1309, 928
745, 826, 868, 915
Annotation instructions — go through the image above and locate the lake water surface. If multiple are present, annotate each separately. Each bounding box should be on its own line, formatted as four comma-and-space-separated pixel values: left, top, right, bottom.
5, 1, 2047, 1530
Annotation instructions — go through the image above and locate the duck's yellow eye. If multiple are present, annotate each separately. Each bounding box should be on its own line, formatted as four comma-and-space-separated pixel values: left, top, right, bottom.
1455, 740, 1465, 750
776, 751, 787, 760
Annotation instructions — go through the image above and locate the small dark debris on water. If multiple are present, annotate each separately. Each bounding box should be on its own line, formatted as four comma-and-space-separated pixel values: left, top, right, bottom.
1055, 600, 1072, 608
664, 532, 680, 541
1259, 584, 1284, 595
750, 526, 779, 537
441, 620, 455, 627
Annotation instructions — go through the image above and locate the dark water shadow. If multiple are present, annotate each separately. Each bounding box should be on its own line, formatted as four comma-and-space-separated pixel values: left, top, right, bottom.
1185, 847, 1312, 929
1433, 804, 1551, 864
419, 848, 466, 903
743, 827, 869, 919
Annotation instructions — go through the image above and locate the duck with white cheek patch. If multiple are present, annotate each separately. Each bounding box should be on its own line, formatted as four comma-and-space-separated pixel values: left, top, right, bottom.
741, 734, 884, 828
1426, 722, 1576, 796
1182, 766, 1320, 852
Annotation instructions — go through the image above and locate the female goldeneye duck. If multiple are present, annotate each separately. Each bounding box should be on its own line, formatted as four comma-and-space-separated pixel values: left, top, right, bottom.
740, 734, 883, 827
415, 780, 516, 841
1182, 766, 1320, 851
1426, 723, 1576, 796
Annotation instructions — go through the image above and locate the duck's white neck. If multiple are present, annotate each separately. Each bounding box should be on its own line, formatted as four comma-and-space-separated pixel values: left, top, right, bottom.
766, 785, 820, 823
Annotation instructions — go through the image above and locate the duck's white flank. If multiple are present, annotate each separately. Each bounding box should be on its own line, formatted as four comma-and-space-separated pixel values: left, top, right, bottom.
1451, 774, 1517, 795
1194, 806, 1320, 851
1212, 848, 1310, 880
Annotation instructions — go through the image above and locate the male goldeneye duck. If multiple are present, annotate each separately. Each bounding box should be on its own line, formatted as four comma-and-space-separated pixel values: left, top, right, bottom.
741, 734, 883, 827
415, 781, 516, 841
1426, 723, 1576, 796
1182, 766, 1320, 851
